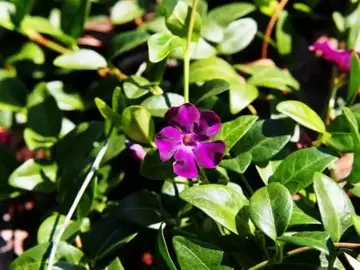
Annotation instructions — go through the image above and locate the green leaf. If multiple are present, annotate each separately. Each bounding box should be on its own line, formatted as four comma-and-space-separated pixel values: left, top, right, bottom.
141, 149, 175, 180
278, 231, 330, 255
82, 217, 137, 261
0, 110, 12, 128
166, 1, 202, 41
215, 115, 258, 154
141, 93, 184, 117
10, 242, 84, 270
112, 86, 126, 115
106, 258, 125, 270
121, 106, 154, 144
110, 30, 150, 59
113, 190, 165, 229
232, 118, 293, 163
157, 223, 177, 270
53, 49, 107, 70
94, 97, 122, 127
249, 183, 293, 240
11, 0, 33, 26
170, 37, 216, 60
289, 203, 321, 227
110, 0, 144, 25
326, 132, 354, 152
180, 184, 249, 234
192, 79, 230, 104
148, 32, 183, 63
352, 214, 360, 237
61, 0, 91, 38
208, 3, 256, 26
6, 42, 45, 65
202, 20, 224, 43
173, 236, 231, 270
24, 128, 57, 150
313, 172, 354, 242
190, 57, 258, 114
9, 159, 57, 192
347, 4, 360, 51
275, 10, 292, 55
46, 81, 84, 111
0, 71, 28, 112
220, 152, 252, 174
269, 147, 337, 194
27, 84, 62, 137
343, 107, 360, 183
37, 213, 81, 244
217, 18, 257, 55
123, 75, 151, 99
276, 100, 326, 133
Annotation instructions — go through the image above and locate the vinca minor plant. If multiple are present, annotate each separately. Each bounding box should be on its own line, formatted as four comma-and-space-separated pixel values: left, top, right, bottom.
0, 0, 359, 269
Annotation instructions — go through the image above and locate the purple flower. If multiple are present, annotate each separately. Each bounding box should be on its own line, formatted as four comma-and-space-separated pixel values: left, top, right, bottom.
155, 103, 225, 178
126, 141, 146, 161
309, 38, 360, 72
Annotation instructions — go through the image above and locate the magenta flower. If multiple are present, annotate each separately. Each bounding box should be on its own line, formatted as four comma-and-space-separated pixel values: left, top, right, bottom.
126, 141, 146, 161
155, 103, 225, 178
309, 38, 360, 72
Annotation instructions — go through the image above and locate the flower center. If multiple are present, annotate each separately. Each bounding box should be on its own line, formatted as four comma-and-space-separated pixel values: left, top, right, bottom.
182, 133, 197, 146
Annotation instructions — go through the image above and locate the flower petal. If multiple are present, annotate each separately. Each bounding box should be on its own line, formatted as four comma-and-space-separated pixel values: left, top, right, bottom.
194, 110, 221, 140
155, 126, 182, 161
173, 147, 198, 178
165, 103, 200, 133
193, 141, 225, 168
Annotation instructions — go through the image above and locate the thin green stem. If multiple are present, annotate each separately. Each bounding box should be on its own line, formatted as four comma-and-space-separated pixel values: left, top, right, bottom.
240, 174, 254, 195
47, 128, 113, 269
183, 0, 199, 103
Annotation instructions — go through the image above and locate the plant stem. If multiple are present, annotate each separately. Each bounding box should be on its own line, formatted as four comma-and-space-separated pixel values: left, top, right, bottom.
24, 29, 71, 54
248, 242, 360, 270
240, 174, 254, 195
183, 0, 199, 103
47, 128, 113, 269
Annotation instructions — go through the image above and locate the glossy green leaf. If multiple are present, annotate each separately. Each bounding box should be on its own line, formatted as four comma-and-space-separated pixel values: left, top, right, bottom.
110, 30, 150, 59
10, 242, 84, 270
110, 0, 144, 25
275, 10, 292, 55
46, 81, 84, 111
61, 0, 91, 38
82, 216, 137, 261
141, 93, 184, 117
94, 97, 122, 127
122, 75, 151, 99
249, 183, 293, 240
106, 258, 125, 270
202, 20, 224, 43
0, 71, 28, 112
141, 149, 175, 180
347, 3, 360, 51
180, 184, 249, 234
278, 231, 330, 254
215, 115, 258, 154
217, 18, 257, 55
343, 107, 360, 183
326, 132, 354, 152
270, 147, 337, 193
113, 190, 165, 229
157, 223, 177, 270
148, 32, 184, 63
192, 79, 230, 104
220, 152, 252, 174
352, 214, 360, 237
53, 49, 107, 70
277, 100, 326, 133
190, 57, 258, 114
313, 172, 354, 242
24, 128, 57, 150
166, 1, 202, 41
255, 160, 281, 185
112, 86, 126, 115
208, 3, 256, 26
233, 118, 293, 163
347, 52, 360, 105
173, 236, 231, 270
6, 42, 44, 65
37, 213, 81, 244
9, 159, 57, 192
289, 203, 321, 227
170, 37, 216, 60
121, 106, 154, 144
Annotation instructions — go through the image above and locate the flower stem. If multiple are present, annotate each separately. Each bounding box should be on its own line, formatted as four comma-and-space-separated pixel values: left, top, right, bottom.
248, 242, 360, 270
183, 0, 199, 103
47, 128, 113, 270
240, 173, 254, 195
